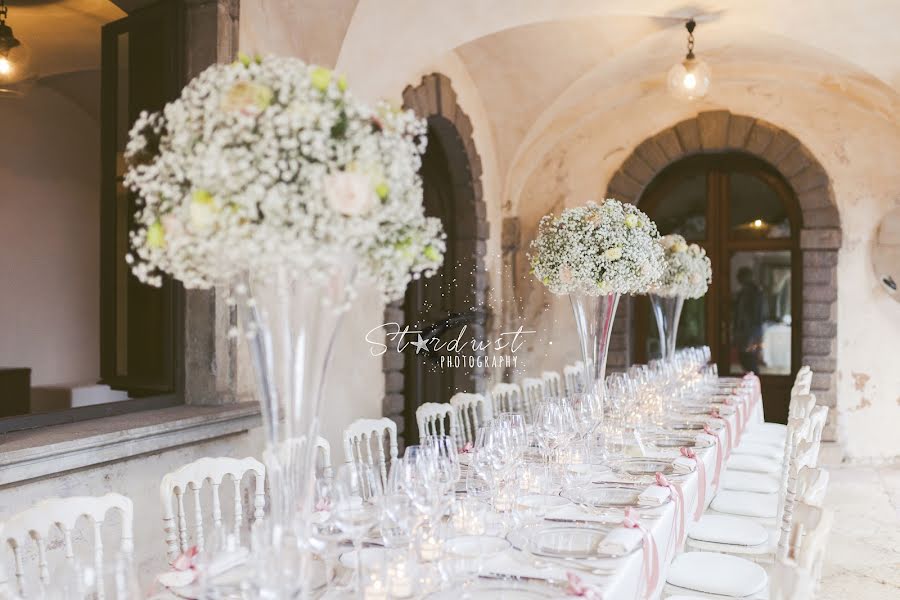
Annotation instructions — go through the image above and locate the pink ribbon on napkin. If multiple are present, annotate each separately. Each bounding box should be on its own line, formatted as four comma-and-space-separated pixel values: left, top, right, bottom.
680, 447, 706, 520
655, 472, 686, 552
723, 395, 745, 443
566, 572, 603, 599
315, 498, 331, 512
460, 442, 474, 454
622, 507, 660, 600
709, 408, 733, 456
703, 424, 724, 490
171, 545, 199, 571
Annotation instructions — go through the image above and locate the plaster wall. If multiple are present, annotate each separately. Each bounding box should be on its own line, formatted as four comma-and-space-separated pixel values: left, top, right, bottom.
512, 78, 900, 461
0, 86, 100, 388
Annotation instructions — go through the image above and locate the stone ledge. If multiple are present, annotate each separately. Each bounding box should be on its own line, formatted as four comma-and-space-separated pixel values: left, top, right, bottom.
0, 403, 261, 487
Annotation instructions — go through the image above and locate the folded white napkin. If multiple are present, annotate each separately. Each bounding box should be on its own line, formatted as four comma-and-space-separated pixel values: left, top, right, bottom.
638, 484, 671, 505
597, 527, 643, 555
697, 432, 717, 444
672, 456, 695, 473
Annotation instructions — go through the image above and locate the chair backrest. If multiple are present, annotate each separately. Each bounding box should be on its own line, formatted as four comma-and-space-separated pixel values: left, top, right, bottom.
0, 494, 133, 599
160, 456, 265, 562
770, 501, 834, 600
519, 378, 544, 421
541, 370, 563, 398
415, 402, 459, 445
490, 382, 525, 416
776, 411, 826, 559
787, 392, 816, 421
450, 392, 490, 447
314, 435, 334, 480
795, 466, 830, 506
342, 417, 399, 489
563, 364, 585, 396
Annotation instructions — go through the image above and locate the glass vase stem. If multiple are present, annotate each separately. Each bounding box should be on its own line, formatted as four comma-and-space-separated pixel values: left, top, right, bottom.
649, 294, 684, 361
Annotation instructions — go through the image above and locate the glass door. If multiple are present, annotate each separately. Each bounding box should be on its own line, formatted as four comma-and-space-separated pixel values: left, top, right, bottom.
636, 154, 801, 423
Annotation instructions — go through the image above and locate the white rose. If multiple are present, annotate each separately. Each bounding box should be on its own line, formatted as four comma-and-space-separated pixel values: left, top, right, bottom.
325, 171, 378, 216
673, 240, 688, 253
604, 247, 623, 260
189, 190, 218, 232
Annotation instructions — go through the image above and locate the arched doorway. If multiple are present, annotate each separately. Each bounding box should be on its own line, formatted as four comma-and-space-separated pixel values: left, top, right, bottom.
605, 111, 840, 437
382, 74, 490, 447
634, 154, 802, 422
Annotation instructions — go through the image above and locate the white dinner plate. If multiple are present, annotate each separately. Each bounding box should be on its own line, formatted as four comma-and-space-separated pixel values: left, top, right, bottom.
426, 579, 559, 599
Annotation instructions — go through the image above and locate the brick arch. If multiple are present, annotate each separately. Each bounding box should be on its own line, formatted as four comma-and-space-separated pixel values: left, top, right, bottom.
381, 73, 490, 445
604, 110, 839, 440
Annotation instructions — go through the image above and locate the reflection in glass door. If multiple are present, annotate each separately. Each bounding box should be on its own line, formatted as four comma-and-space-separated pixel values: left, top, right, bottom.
635, 153, 801, 423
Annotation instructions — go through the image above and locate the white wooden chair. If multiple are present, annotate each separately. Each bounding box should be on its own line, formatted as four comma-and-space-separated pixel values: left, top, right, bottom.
520, 377, 545, 422
415, 402, 460, 445
770, 501, 834, 600
563, 363, 584, 396
450, 392, 490, 447
490, 382, 525, 416
342, 417, 399, 489
160, 456, 266, 562
541, 370, 563, 398
0, 494, 133, 599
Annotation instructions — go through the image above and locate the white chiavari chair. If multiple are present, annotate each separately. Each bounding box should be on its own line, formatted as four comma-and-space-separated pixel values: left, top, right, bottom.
342, 417, 399, 489
740, 368, 812, 446
666, 501, 834, 599
450, 392, 490, 447
687, 464, 829, 565
726, 394, 817, 475
490, 382, 525, 416
415, 402, 460, 445
562, 364, 584, 396
520, 378, 544, 421
160, 456, 266, 562
770, 501, 834, 600
710, 411, 819, 522
541, 370, 563, 398
0, 494, 133, 599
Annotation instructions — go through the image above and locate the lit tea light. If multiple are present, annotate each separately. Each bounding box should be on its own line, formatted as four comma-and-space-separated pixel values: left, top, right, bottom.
419, 535, 441, 561
363, 576, 388, 600
387, 562, 414, 598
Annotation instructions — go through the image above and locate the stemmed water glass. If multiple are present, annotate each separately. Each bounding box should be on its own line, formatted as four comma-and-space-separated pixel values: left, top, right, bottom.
332, 463, 383, 599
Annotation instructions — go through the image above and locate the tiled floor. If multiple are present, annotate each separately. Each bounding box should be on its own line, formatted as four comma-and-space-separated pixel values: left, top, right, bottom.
819, 462, 900, 599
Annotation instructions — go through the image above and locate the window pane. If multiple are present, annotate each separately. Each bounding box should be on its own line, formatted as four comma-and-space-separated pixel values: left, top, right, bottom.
729, 172, 790, 239
729, 251, 792, 376
653, 173, 706, 241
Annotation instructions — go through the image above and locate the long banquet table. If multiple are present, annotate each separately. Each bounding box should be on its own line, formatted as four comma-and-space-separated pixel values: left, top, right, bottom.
477, 384, 763, 600
156, 380, 763, 600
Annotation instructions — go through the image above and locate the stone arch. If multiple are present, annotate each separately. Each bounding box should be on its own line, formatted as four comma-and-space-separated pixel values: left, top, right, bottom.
604, 110, 840, 441
381, 73, 490, 445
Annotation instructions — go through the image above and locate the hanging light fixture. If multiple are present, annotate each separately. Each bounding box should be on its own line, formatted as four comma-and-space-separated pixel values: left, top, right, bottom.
0, 0, 34, 97
667, 19, 711, 100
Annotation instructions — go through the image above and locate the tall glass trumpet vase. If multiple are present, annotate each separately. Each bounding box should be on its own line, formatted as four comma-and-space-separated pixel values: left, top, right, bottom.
240, 260, 356, 597
570, 292, 621, 411
649, 293, 684, 361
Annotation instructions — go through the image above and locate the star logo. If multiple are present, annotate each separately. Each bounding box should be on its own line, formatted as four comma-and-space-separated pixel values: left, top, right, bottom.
410, 333, 429, 355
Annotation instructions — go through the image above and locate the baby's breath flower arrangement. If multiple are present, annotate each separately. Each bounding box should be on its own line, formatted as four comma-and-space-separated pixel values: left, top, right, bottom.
529, 199, 665, 296
124, 54, 445, 302
651, 234, 713, 298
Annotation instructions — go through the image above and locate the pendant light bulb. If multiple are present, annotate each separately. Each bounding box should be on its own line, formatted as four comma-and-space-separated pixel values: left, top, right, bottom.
667, 19, 711, 100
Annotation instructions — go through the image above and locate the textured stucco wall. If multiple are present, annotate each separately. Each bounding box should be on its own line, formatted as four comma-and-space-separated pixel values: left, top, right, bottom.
511, 79, 900, 461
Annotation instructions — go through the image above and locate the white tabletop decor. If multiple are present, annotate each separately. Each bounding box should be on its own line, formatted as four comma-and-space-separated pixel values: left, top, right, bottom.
123, 54, 445, 598
648, 234, 713, 360
530, 199, 664, 397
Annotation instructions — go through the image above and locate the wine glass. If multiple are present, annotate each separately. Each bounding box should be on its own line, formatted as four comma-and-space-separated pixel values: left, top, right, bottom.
422, 434, 461, 496
332, 463, 383, 598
